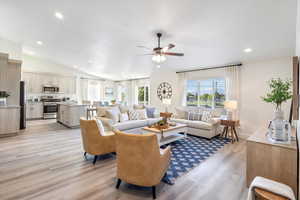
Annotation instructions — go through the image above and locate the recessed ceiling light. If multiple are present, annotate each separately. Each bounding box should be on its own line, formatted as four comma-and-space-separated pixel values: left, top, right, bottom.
54, 12, 64, 20
244, 48, 253, 53
157, 65, 161, 68
37, 41, 43, 45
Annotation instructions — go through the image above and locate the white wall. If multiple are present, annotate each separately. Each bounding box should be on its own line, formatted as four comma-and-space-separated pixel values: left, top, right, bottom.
150, 67, 179, 112
0, 37, 22, 60
22, 55, 99, 79
149, 57, 292, 138
239, 57, 292, 136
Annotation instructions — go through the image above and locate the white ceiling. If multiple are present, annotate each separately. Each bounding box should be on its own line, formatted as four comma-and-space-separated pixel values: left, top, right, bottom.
0, 0, 297, 80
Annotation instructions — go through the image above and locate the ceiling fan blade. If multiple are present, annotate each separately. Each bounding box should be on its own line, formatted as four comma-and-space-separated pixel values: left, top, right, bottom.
162, 44, 175, 52
162, 52, 184, 56
137, 45, 152, 50
137, 53, 155, 56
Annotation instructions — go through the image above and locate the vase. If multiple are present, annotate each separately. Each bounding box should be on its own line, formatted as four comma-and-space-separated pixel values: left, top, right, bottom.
269, 107, 290, 143
0, 97, 6, 106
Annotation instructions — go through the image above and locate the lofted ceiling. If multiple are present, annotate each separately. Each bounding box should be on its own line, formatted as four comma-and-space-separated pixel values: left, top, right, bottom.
0, 0, 297, 80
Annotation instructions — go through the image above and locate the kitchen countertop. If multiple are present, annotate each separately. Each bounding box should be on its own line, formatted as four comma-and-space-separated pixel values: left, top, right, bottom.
57, 102, 87, 107
0, 105, 20, 109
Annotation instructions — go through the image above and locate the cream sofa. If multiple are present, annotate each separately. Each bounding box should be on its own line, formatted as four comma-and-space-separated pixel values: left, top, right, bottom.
170, 107, 224, 139
96, 105, 162, 132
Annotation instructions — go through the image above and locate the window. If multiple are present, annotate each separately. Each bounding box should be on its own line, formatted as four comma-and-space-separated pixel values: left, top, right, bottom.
186, 78, 226, 108
88, 80, 101, 101
117, 84, 128, 105
138, 86, 149, 105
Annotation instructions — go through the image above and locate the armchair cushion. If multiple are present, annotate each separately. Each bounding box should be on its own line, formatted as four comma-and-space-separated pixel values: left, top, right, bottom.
95, 118, 105, 136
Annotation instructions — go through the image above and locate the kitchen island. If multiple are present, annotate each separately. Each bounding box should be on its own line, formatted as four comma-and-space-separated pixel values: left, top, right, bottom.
57, 103, 88, 128
0, 105, 20, 137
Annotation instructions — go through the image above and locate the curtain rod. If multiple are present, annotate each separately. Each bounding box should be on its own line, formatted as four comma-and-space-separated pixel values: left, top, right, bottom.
176, 63, 242, 74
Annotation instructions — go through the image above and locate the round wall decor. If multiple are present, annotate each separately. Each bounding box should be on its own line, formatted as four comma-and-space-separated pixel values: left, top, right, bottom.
157, 82, 172, 100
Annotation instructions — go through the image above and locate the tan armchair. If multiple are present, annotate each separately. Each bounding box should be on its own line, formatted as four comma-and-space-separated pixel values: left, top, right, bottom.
80, 118, 115, 164
114, 130, 171, 199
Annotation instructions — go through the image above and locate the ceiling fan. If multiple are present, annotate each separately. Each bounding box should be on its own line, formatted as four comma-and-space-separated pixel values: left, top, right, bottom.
138, 33, 184, 64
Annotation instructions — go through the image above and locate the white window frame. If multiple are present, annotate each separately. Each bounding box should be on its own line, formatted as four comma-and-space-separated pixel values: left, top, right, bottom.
186, 77, 227, 109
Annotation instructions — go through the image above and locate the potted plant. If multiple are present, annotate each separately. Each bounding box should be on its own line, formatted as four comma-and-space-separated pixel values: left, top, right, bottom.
0, 91, 10, 106
262, 78, 292, 120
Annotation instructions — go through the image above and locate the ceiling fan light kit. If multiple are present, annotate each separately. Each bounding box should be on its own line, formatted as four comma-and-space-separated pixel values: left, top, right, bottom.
138, 32, 184, 65
152, 54, 166, 63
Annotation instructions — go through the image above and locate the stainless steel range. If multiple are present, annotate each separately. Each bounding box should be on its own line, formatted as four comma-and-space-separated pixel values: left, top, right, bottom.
41, 96, 62, 119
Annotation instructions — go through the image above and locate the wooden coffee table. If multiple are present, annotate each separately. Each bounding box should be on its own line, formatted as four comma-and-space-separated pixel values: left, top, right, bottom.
143, 123, 187, 146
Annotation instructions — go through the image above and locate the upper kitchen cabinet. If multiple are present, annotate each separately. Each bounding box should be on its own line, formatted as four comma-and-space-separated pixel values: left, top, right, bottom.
22, 72, 42, 93
22, 72, 76, 94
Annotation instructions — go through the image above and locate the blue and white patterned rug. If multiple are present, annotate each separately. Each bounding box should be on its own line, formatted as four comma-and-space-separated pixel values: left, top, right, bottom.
162, 135, 230, 185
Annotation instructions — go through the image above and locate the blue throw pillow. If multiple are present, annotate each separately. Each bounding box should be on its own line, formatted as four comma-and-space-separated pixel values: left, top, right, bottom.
146, 107, 156, 118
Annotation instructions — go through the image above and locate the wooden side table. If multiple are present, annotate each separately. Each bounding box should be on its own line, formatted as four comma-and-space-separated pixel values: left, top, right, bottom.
220, 119, 239, 143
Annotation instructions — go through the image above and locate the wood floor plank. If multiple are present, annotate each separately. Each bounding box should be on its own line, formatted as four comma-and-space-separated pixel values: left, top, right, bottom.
0, 120, 248, 200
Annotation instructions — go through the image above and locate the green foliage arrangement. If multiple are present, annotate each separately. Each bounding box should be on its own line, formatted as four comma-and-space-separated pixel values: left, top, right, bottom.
262, 78, 292, 109
0, 91, 10, 98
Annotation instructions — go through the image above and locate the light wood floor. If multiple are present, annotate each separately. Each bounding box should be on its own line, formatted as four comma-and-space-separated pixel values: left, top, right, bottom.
0, 120, 248, 200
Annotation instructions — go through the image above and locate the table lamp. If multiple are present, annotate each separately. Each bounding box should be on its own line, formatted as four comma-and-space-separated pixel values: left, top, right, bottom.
162, 98, 171, 113
224, 100, 237, 120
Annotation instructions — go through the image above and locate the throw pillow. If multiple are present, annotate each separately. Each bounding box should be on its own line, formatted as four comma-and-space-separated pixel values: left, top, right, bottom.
202, 111, 212, 122
135, 109, 148, 120
95, 118, 105, 136
128, 109, 139, 120
119, 112, 129, 122
106, 106, 120, 123
119, 105, 130, 113
175, 107, 188, 119
188, 111, 202, 121
133, 104, 145, 110
96, 106, 110, 117
146, 107, 156, 118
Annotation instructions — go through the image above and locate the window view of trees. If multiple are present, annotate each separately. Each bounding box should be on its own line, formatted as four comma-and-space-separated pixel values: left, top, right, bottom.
138, 86, 149, 105
186, 78, 226, 108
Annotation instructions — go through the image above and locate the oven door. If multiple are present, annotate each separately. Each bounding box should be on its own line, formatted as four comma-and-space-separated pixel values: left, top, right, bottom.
43, 104, 58, 113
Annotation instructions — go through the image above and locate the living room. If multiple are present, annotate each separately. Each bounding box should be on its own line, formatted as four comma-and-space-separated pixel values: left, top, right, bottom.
0, 0, 299, 200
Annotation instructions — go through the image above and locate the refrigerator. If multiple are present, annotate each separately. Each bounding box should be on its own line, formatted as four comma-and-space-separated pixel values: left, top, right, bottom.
20, 81, 26, 129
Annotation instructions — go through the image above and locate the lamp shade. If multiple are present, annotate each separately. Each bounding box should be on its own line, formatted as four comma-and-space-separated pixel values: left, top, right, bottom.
224, 100, 237, 110
162, 98, 171, 105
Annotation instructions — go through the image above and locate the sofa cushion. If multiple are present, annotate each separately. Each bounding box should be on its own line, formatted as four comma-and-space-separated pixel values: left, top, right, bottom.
188, 121, 213, 130
106, 106, 121, 123
170, 118, 190, 125
113, 120, 148, 131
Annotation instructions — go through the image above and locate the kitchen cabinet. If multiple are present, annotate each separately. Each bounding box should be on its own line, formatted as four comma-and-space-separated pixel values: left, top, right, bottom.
26, 102, 43, 119
22, 72, 76, 94
0, 106, 20, 136
57, 103, 87, 128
